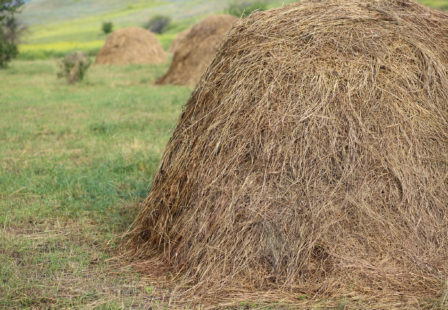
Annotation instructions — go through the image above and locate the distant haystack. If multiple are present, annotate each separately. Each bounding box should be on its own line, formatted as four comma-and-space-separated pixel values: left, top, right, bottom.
95, 27, 167, 65
156, 15, 238, 86
127, 0, 448, 307
168, 28, 190, 53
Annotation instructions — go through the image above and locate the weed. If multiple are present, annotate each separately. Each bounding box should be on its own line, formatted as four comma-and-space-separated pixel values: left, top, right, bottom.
57, 51, 91, 84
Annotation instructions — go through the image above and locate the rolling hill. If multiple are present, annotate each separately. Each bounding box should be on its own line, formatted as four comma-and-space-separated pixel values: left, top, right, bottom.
17, 0, 448, 59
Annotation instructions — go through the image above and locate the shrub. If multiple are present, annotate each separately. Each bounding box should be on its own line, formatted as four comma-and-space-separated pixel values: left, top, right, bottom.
2, 15, 26, 44
144, 15, 171, 34
226, 1, 268, 18
0, 32, 17, 67
102, 21, 113, 34
0, 0, 24, 68
57, 51, 91, 84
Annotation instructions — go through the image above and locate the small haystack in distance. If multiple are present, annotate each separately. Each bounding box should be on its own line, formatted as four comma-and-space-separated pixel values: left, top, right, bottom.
127, 0, 448, 307
156, 15, 238, 86
95, 27, 167, 65
168, 28, 190, 53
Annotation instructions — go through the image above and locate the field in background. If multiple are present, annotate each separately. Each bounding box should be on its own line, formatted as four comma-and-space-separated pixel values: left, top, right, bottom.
17, 0, 448, 59
420, 0, 448, 10
18, 0, 297, 59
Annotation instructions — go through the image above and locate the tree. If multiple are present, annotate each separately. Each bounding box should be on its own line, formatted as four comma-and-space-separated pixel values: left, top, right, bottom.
0, 0, 24, 68
144, 15, 171, 34
0, 0, 24, 21
2, 14, 27, 44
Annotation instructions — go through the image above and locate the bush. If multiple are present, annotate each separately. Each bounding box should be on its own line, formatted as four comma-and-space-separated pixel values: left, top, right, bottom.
0, 32, 17, 67
144, 15, 171, 34
226, 1, 268, 18
0, 0, 24, 68
57, 51, 91, 84
102, 21, 113, 34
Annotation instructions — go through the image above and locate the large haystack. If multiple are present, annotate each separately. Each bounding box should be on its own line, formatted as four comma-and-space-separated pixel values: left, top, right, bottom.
95, 27, 167, 65
156, 15, 238, 86
128, 0, 448, 306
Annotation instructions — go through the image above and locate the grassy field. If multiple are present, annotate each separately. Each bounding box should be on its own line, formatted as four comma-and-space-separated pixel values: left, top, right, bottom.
2, 0, 448, 309
0, 62, 366, 309
0, 59, 193, 308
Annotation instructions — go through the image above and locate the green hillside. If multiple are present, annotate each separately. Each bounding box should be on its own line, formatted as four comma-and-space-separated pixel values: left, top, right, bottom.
21, 0, 448, 27
19, 0, 228, 58
21, 0, 227, 26
17, 0, 447, 59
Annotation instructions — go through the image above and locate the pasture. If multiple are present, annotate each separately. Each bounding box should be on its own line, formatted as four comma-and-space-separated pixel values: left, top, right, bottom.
0, 60, 192, 308
1, 0, 448, 309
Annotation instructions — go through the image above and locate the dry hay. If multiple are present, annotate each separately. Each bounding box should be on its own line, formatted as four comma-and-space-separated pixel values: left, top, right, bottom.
156, 15, 238, 86
95, 27, 167, 65
168, 28, 190, 54
126, 0, 448, 307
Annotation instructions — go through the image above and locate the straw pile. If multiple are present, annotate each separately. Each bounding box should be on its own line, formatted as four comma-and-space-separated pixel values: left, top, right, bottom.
127, 0, 448, 306
95, 27, 167, 65
168, 28, 190, 53
156, 15, 238, 86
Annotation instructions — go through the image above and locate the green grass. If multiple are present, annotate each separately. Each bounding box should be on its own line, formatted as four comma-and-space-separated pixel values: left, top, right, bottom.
0, 59, 192, 308
419, 0, 448, 10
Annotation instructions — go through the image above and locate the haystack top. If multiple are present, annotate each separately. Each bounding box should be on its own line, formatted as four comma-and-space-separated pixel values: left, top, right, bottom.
156, 15, 238, 85
95, 27, 167, 65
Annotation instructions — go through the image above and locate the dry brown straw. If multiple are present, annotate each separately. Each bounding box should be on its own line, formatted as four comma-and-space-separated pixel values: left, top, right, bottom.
95, 27, 167, 65
126, 0, 448, 307
156, 15, 238, 86
168, 28, 190, 54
